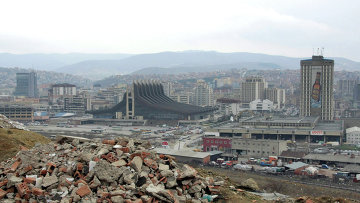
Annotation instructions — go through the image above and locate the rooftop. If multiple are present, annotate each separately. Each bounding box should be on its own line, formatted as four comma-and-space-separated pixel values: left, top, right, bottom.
155, 148, 212, 159
303, 154, 360, 164
284, 162, 308, 170
215, 116, 343, 132
238, 116, 318, 124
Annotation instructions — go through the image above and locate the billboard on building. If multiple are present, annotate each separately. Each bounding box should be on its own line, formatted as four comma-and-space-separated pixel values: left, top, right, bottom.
311, 66, 322, 108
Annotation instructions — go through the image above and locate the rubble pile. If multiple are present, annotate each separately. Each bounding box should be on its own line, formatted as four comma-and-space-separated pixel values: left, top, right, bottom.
0, 136, 223, 202
0, 114, 27, 130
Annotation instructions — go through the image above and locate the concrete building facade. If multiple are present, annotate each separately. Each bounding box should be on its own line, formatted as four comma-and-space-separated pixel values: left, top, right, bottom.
170, 92, 193, 105
14, 72, 38, 98
0, 106, 34, 122
232, 138, 287, 157
203, 137, 232, 152
212, 116, 343, 144
300, 55, 334, 120
193, 80, 214, 107
49, 83, 77, 104
265, 88, 285, 109
249, 99, 274, 111
338, 79, 358, 97
346, 126, 360, 145
241, 77, 267, 103
64, 96, 85, 114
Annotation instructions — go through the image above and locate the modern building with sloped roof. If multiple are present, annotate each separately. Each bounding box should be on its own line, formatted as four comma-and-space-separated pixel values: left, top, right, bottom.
91, 81, 217, 120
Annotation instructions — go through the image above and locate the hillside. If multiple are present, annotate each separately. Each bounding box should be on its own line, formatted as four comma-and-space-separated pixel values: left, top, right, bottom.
0, 128, 50, 162
0, 67, 92, 89
58, 51, 360, 79
0, 53, 131, 71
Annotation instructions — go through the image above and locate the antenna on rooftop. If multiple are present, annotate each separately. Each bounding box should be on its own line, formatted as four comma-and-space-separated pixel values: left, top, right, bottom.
321, 47, 324, 56
317, 48, 320, 55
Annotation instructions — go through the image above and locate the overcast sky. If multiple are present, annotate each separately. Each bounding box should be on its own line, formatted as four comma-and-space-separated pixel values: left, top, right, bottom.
1, 0, 359, 61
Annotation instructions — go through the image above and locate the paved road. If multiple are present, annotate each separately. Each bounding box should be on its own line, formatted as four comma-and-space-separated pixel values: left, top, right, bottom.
173, 134, 203, 150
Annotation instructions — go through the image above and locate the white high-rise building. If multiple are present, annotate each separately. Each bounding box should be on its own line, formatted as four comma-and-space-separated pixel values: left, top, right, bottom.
193, 80, 214, 107
49, 83, 77, 104
241, 77, 267, 103
265, 88, 286, 109
300, 55, 334, 120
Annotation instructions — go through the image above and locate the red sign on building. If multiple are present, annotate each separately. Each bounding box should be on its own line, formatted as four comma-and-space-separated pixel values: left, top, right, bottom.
203, 137, 231, 152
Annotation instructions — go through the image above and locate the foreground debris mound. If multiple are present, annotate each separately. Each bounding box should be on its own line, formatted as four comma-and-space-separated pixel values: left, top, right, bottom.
0, 136, 223, 202
0, 114, 27, 130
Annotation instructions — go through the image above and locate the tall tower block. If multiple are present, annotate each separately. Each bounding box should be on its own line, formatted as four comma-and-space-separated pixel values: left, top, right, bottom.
300, 55, 334, 120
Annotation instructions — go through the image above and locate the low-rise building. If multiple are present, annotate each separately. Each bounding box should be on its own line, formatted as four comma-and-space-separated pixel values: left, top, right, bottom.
155, 148, 217, 164
64, 96, 85, 114
346, 126, 360, 145
211, 116, 344, 143
231, 138, 287, 157
0, 106, 33, 122
202, 137, 232, 152
249, 99, 274, 111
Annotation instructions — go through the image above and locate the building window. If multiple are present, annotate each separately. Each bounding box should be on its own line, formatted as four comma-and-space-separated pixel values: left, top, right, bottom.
224, 141, 227, 144
206, 140, 209, 143
211, 140, 213, 143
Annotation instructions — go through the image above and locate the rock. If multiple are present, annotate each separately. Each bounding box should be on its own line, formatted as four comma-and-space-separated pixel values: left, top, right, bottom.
111, 196, 124, 203
241, 178, 259, 191
160, 169, 173, 177
111, 159, 127, 167
89, 176, 101, 189
178, 165, 197, 179
166, 176, 178, 188
146, 183, 165, 193
94, 160, 123, 183
7, 175, 22, 187
110, 190, 126, 196
89, 161, 97, 172
131, 156, 143, 172
79, 152, 93, 162
71, 139, 80, 146
189, 185, 202, 193
159, 163, 169, 171
42, 176, 58, 188
97, 148, 109, 156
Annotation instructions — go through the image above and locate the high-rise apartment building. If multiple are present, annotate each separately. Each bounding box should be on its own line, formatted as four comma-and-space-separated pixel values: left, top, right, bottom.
337, 79, 358, 97
300, 55, 334, 120
170, 92, 193, 104
354, 83, 360, 101
14, 72, 38, 98
48, 83, 77, 103
241, 77, 267, 102
265, 88, 286, 109
193, 80, 214, 107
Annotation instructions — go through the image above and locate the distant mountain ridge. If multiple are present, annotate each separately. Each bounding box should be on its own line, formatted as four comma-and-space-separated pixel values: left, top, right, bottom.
0, 53, 132, 71
58, 51, 360, 78
1, 51, 359, 80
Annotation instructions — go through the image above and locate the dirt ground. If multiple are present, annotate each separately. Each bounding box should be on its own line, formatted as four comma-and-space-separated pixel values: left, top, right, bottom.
0, 128, 50, 162
202, 166, 360, 202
